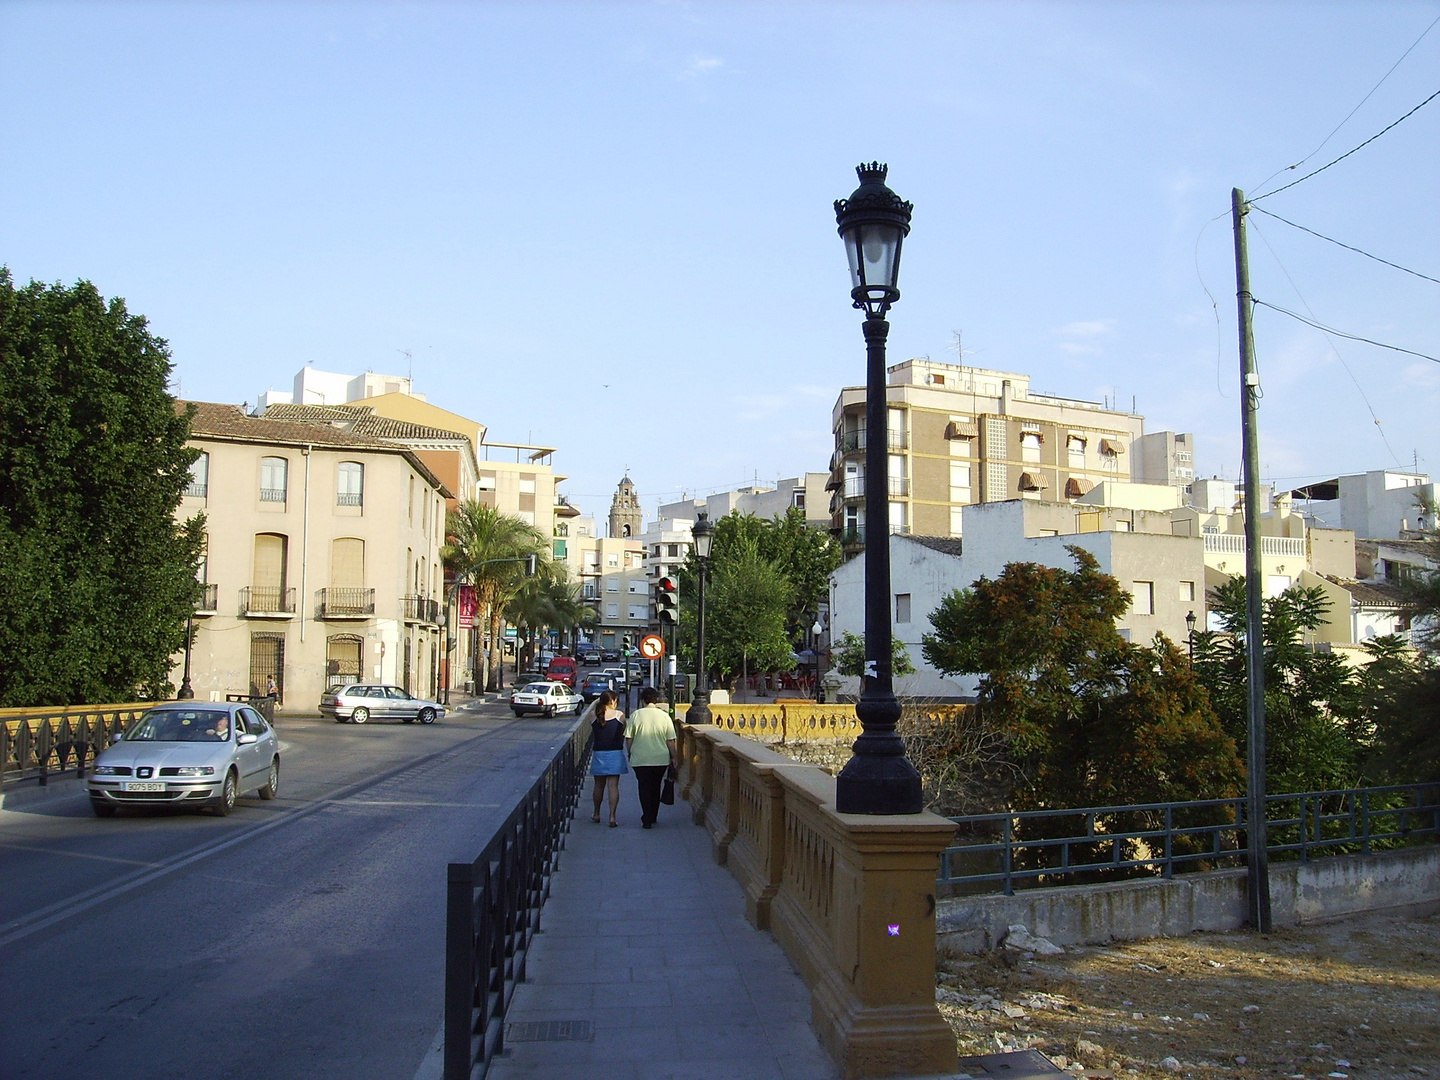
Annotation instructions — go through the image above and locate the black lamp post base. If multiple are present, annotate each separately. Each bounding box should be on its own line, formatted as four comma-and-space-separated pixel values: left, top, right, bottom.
687, 693, 713, 726
835, 753, 922, 815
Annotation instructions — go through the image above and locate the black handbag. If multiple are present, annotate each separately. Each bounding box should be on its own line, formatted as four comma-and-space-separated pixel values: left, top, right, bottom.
660, 773, 676, 805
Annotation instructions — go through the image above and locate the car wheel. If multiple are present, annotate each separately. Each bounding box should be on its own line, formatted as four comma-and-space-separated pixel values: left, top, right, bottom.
212, 769, 238, 816
544, 705, 555, 718
91, 799, 116, 818
402, 716, 414, 724
334, 715, 347, 723
418, 707, 436, 725
512, 708, 525, 717
351, 707, 369, 724
258, 758, 279, 800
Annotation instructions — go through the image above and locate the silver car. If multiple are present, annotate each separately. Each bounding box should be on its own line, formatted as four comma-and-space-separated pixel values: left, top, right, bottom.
86, 702, 279, 817
320, 684, 445, 725
510, 681, 583, 717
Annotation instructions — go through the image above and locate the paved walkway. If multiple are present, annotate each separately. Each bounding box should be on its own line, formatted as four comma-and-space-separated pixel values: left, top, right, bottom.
486, 786, 840, 1080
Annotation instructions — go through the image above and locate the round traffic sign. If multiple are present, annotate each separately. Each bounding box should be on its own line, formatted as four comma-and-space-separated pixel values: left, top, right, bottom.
639, 634, 666, 659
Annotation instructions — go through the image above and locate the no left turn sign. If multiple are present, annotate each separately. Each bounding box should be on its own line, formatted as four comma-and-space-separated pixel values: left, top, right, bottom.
639, 634, 666, 659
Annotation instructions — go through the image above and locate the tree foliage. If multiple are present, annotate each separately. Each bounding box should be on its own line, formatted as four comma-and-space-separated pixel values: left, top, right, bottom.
505, 559, 595, 671
704, 538, 795, 681
922, 547, 1241, 808
0, 271, 204, 705
832, 630, 915, 678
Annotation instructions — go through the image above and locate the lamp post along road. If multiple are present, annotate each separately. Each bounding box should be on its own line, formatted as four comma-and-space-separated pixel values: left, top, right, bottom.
834, 162, 923, 815
687, 512, 715, 725
177, 614, 196, 699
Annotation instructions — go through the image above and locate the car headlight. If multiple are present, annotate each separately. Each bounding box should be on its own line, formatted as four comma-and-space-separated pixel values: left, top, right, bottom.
173, 766, 215, 776
92, 765, 122, 775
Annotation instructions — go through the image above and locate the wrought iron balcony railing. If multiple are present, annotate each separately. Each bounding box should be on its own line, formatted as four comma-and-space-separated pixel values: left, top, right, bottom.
241, 586, 296, 616
319, 587, 376, 618
403, 595, 441, 624
836, 429, 907, 455
195, 583, 219, 614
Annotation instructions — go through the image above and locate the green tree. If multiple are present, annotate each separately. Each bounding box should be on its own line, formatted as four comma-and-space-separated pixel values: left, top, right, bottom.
1193, 578, 1365, 793
0, 271, 204, 705
505, 560, 594, 672
832, 630, 915, 678
922, 547, 1241, 808
704, 538, 795, 683
443, 501, 545, 692
708, 508, 842, 643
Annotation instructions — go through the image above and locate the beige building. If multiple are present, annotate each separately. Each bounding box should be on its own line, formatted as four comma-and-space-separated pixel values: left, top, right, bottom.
177, 403, 451, 711
557, 514, 647, 652
828, 359, 1147, 548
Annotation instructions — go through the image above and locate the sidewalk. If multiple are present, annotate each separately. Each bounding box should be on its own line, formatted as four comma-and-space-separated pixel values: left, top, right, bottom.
486, 789, 840, 1080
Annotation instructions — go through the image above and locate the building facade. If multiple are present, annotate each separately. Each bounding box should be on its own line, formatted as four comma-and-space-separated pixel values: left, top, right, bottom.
656, 473, 832, 532
177, 403, 450, 711
558, 515, 647, 652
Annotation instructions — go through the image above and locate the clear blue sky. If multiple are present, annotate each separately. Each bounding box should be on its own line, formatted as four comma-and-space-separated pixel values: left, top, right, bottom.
3, 2, 1436, 525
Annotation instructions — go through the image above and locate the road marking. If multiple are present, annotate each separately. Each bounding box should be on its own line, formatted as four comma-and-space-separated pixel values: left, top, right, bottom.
0, 730, 498, 950
0, 843, 159, 868
330, 800, 503, 808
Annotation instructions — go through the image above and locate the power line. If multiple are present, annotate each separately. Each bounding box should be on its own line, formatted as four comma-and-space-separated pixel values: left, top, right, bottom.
1252, 299, 1440, 364
1252, 87, 1440, 201
1251, 13, 1440, 193
1251, 206, 1440, 285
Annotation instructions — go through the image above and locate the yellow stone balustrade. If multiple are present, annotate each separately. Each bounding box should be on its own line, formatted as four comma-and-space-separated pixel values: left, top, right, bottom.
674, 700, 864, 740
676, 724, 959, 1079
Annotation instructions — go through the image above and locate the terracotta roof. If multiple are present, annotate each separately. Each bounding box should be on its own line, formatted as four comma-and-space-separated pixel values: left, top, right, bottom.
261, 402, 468, 442
905, 535, 965, 557
1322, 575, 1408, 609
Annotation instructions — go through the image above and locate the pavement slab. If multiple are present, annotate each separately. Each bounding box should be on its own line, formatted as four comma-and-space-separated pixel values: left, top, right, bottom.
486, 791, 840, 1080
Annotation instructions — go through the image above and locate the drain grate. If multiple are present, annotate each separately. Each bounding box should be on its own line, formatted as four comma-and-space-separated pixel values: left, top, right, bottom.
506, 1020, 595, 1043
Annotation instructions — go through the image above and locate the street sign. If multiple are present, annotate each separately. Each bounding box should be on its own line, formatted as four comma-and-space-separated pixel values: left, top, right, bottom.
638, 634, 666, 659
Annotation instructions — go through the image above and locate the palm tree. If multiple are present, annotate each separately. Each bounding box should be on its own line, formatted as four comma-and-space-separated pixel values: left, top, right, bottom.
444, 501, 546, 692
506, 564, 597, 672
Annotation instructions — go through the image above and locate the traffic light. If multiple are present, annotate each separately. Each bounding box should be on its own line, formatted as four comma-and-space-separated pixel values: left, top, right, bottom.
524, 553, 539, 576
656, 576, 678, 624
622, 634, 634, 657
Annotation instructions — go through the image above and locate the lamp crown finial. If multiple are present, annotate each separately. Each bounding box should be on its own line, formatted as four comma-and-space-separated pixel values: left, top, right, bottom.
856, 161, 888, 182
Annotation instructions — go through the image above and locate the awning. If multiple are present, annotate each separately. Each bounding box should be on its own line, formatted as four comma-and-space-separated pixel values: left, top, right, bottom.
1018, 471, 1049, 492
945, 420, 978, 440
1099, 438, 1125, 455
1065, 477, 1093, 498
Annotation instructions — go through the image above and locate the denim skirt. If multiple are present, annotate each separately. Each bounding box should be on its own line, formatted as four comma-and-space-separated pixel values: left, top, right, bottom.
591, 749, 629, 776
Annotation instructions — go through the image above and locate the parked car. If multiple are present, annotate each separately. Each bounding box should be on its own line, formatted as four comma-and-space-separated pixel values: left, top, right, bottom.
545, 656, 579, 687
86, 702, 279, 817
320, 684, 445, 724
578, 672, 616, 702
510, 681, 584, 717
575, 646, 602, 665
600, 648, 621, 663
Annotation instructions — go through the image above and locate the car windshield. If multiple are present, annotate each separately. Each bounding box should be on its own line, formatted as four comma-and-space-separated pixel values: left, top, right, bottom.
521, 683, 549, 694
125, 709, 232, 742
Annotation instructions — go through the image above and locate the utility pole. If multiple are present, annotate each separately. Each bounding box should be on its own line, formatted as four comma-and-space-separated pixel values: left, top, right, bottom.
1232, 188, 1271, 933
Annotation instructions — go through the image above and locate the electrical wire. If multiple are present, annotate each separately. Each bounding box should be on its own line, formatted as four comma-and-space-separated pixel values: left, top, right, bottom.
1248, 219, 1403, 467
1192, 209, 1232, 398
1251, 87, 1440, 202
1252, 299, 1440, 364
1251, 13, 1440, 193
1251, 206, 1440, 285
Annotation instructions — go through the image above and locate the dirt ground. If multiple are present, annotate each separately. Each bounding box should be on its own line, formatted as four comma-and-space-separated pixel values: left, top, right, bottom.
936, 913, 1440, 1080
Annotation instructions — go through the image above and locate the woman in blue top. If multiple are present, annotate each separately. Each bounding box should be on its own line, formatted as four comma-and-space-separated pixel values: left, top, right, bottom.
589, 690, 627, 827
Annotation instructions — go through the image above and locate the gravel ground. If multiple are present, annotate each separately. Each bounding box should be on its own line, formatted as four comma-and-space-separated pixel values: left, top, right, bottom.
936, 913, 1440, 1080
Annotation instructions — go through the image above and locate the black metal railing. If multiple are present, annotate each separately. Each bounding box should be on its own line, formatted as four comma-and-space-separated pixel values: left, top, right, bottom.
318, 587, 375, 618
240, 586, 296, 615
196, 583, 219, 613
938, 784, 1440, 896
404, 595, 441, 623
837, 429, 907, 454
0, 705, 153, 791
443, 709, 592, 1080
225, 693, 277, 725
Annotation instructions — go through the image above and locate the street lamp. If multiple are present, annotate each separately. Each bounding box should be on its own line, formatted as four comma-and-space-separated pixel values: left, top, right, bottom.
1185, 610, 1198, 662
811, 618, 824, 703
833, 162, 923, 815
687, 511, 715, 725
177, 614, 196, 699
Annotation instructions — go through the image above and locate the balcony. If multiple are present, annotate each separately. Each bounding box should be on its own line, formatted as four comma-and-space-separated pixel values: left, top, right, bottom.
241, 586, 296, 618
259, 487, 287, 503
839, 477, 910, 501
319, 587, 375, 619
1203, 534, 1306, 558
836, 429, 907, 456
336, 492, 363, 507
833, 524, 912, 549
184, 481, 208, 498
195, 583, 219, 615
403, 595, 441, 624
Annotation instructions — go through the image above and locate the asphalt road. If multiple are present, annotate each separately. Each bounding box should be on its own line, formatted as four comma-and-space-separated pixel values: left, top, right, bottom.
0, 699, 583, 1080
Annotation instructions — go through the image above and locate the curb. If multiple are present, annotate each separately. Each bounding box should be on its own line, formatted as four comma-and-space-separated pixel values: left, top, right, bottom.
1, 775, 89, 811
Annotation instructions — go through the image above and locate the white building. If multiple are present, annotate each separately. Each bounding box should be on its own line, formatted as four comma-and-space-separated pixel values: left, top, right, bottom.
258, 366, 425, 410
1292, 470, 1438, 541
656, 474, 831, 532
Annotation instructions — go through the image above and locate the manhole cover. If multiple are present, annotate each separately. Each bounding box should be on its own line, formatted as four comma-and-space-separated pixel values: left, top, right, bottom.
507, 1020, 595, 1043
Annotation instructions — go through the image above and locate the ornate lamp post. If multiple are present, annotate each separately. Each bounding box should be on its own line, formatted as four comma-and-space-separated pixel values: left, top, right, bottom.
833, 162, 923, 814
1185, 609, 1198, 662
687, 512, 715, 725
811, 618, 824, 702
177, 614, 196, 699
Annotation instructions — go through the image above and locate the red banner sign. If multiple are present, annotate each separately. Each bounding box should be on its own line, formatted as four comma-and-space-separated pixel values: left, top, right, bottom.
457, 585, 477, 629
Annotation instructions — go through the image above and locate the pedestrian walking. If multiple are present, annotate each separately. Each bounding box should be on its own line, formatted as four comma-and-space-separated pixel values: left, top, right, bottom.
624, 687, 677, 829
589, 690, 626, 828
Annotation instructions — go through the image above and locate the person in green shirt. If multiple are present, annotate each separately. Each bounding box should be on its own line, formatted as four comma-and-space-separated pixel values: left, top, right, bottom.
624, 688, 677, 829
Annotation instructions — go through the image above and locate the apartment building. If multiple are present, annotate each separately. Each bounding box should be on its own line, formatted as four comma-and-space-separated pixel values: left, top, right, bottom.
559, 515, 647, 652
177, 403, 450, 711
1291, 469, 1439, 541
827, 359, 1147, 547
657, 473, 832, 533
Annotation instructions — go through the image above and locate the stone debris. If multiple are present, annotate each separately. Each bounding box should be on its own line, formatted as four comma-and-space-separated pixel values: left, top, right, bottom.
1003, 924, 1066, 956
1243, 1004, 1262, 1013
1076, 1038, 1106, 1058
1159, 1056, 1182, 1072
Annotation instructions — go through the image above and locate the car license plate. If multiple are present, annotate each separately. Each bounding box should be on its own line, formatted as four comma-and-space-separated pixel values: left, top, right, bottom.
122, 782, 166, 792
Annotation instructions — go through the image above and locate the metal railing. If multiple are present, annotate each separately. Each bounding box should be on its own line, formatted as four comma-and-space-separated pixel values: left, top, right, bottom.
196, 583, 219, 613
259, 487, 287, 503
318, 587, 375, 618
404, 595, 441, 623
336, 492, 363, 507
443, 710, 592, 1080
836, 429, 907, 454
240, 586, 296, 615
183, 481, 208, 498
938, 784, 1440, 896
0, 704, 154, 790
225, 694, 277, 725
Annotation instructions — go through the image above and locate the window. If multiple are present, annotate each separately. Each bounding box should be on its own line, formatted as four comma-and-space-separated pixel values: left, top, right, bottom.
628, 580, 647, 594
196, 533, 209, 584
668, 544, 679, 558
260, 457, 288, 502
895, 594, 912, 624
606, 603, 619, 619
556, 523, 568, 537
337, 461, 364, 506
607, 553, 619, 567
408, 475, 415, 522
949, 506, 964, 536
1180, 580, 1196, 602
606, 578, 618, 592
519, 475, 536, 495
651, 544, 661, 557
1021, 431, 1043, 463
477, 473, 496, 491
553, 539, 567, 559
1132, 581, 1154, 616
583, 583, 598, 599
517, 510, 535, 526
330, 538, 365, 590
628, 604, 647, 621
187, 452, 209, 498
931, 372, 945, 385
793, 490, 806, 509
888, 501, 906, 533
1114, 519, 1132, 531
1067, 435, 1086, 467
949, 462, 971, 503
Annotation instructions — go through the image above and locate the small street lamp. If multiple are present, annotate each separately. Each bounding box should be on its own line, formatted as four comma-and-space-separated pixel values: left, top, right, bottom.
1186, 610, 1198, 662
687, 512, 715, 726
833, 162, 923, 814
811, 618, 824, 703
177, 614, 196, 699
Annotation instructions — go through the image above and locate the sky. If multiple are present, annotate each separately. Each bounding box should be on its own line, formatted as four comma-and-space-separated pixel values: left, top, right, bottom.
3, 1, 1437, 526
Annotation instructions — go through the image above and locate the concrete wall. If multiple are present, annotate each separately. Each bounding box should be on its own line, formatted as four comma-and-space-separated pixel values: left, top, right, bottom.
936, 845, 1440, 954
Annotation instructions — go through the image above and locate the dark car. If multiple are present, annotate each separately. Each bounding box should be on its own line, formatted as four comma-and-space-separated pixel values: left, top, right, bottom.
578, 672, 616, 702
600, 648, 621, 663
